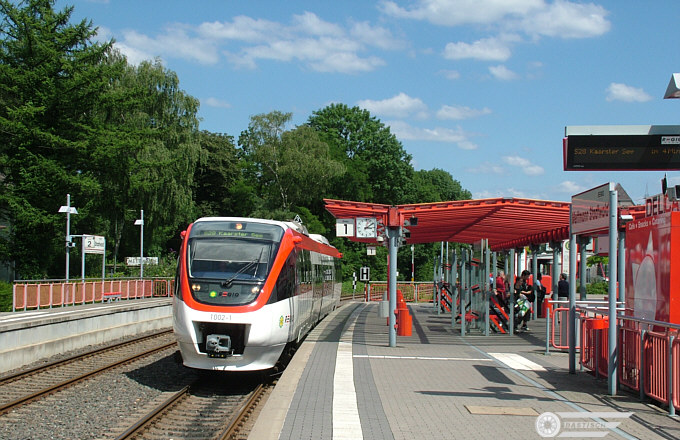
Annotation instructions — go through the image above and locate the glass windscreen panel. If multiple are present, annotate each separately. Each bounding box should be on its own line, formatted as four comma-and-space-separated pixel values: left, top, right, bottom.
186, 221, 284, 305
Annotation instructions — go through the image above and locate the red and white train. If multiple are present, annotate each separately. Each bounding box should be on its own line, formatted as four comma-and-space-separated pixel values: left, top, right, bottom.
173, 217, 342, 371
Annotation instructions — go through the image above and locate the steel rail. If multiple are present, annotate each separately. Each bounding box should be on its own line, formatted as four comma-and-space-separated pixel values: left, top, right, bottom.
114, 384, 193, 440
0, 341, 176, 415
0, 329, 173, 385
217, 383, 267, 440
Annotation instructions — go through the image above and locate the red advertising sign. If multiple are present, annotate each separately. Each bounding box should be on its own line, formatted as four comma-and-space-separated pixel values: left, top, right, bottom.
625, 212, 680, 323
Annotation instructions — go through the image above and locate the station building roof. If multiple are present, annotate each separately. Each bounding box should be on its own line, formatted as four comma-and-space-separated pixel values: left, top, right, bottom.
324, 197, 572, 251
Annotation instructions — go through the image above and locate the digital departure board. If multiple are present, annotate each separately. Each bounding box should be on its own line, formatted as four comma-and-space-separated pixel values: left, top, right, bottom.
197, 230, 270, 239
563, 126, 680, 171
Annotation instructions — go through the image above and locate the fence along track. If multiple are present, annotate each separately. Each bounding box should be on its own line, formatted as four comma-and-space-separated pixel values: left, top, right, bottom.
0, 330, 176, 415
115, 377, 268, 440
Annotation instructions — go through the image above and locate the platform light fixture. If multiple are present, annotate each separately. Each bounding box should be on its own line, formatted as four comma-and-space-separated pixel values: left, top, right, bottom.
58, 194, 78, 282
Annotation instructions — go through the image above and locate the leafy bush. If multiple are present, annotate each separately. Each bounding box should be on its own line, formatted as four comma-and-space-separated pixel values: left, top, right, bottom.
587, 281, 609, 296
0, 282, 13, 312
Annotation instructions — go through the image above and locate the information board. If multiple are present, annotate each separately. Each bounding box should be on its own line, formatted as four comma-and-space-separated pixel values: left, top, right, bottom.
83, 235, 105, 254
564, 125, 680, 171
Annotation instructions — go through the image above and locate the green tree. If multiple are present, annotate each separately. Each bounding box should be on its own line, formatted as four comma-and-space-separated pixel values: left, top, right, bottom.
407, 168, 472, 204
94, 59, 201, 262
194, 131, 239, 217
308, 103, 413, 206
0, 0, 118, 277
239, 111, 344, 212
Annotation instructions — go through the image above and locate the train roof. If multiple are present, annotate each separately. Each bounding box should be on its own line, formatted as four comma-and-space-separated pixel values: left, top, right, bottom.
192, 216, 336, 243
193, 216, 301, 231
192, 216, 340, 258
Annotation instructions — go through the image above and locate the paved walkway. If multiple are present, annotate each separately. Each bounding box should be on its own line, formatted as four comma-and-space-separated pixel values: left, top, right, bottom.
250, 301, 680, 440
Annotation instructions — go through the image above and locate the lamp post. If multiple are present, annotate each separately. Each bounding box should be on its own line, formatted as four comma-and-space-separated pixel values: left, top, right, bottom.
58, 194, 78, 282
411, 244, 414, 282
135, 210, 144, 278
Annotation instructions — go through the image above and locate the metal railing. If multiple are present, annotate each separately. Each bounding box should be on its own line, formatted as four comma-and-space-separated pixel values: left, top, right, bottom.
12, 278, 174, 311
365, 282, 435, 302
546, 300, 624, 351
561, 303, 680, 416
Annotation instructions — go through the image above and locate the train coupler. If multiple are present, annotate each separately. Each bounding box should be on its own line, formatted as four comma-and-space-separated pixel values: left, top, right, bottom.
206, 334, 233, 358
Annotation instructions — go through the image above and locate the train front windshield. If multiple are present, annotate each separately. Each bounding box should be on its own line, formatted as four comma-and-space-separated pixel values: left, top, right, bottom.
186, 221, 284, 306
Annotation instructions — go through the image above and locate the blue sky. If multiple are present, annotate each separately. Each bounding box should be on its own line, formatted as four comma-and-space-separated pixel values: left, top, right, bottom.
59, 0, 680, 204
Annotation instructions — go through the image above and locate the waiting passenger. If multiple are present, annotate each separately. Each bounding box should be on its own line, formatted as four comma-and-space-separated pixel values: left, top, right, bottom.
557, 273, 569, 301
495, 270, 508, 310
514, 270, 534, 332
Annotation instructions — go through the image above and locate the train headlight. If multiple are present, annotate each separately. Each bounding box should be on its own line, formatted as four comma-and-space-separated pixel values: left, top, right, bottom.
251, 286, 260, 294
191, 283, 201, 291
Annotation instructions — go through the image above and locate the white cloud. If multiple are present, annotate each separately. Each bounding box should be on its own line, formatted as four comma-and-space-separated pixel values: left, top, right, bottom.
350, 21, 404, 50
357, 93, 428, 118
311, 51, 385, 73
203, 97, 231, 109
115, 42, 155, 65
198, 16, 287, 43
489, 65, 519, 80
382, 0, 611, 39
116, 12, 399, 74
557, 180, 585, 194
383, 0, 610, 67
466, 162, 505, 174
440, 69, 461, 80
437, 105, 491, 120
443, 36, 513, 61
381, 0, 543, 27
606, 83, 652, 103
387, 120, 477, 149
293, 11, 344, 37
228, 35, 385, 73
503, 155, 544, 175
119, 28, 219, 65
517, 1, 611, 38
474, 187, 533, 199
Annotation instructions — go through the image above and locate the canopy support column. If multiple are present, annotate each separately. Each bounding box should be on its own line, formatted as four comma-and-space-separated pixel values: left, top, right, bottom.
608, 189, 618, 395
484, 240, 490, 337
460, 248, 467, 337
388, 226, 399, 347
579, 236, 589, 300
531, 245, 539, 320
569, 219, 577, 374
451, 249, 458, 329
551, 241, 561, 301
508, 248, 515, 335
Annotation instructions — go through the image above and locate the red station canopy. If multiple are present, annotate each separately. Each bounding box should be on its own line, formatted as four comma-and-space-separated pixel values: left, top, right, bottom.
324, 197, 572, 251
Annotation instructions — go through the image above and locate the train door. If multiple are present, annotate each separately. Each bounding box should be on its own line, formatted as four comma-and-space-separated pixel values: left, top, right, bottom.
312, 256, 323, 323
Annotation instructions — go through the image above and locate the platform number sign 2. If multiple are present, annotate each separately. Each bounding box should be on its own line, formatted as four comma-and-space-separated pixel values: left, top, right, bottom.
336, 219, 355, 237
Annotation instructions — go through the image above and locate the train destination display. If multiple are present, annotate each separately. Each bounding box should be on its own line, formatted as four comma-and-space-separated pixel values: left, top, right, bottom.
564, 125, 680, 171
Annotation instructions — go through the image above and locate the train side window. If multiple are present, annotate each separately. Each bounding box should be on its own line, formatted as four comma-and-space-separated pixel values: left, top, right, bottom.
273, 252, 296, 302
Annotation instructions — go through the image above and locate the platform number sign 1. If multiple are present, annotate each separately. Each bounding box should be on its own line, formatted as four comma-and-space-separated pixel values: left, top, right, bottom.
336, 219, 355, 237
360, 266, 370, 282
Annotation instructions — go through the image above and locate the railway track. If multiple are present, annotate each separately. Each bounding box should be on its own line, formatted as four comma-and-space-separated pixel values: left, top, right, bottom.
0, 330, 176, 415
115, 376, 271, 440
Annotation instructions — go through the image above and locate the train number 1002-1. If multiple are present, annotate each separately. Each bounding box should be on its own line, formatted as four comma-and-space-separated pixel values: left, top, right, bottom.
210, 313, 232, 322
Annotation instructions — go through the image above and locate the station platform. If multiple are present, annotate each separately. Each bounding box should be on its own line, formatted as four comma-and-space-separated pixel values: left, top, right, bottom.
250, 301, 680, 440
0, 297, 171, 373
